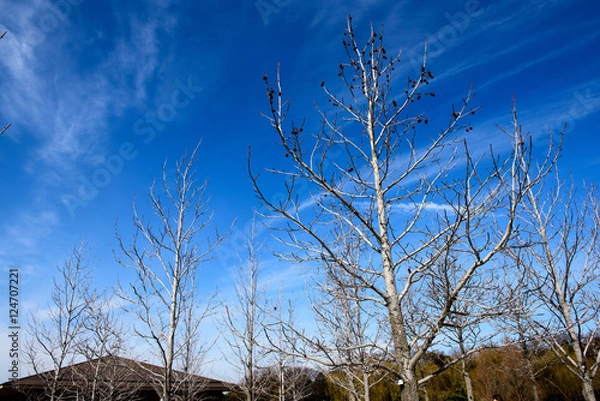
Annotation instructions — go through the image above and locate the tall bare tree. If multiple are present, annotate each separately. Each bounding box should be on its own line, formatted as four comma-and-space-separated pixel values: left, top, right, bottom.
513, 176, 600, 401
316, 278, 387, 401
116, 145, 225, 401
24, 243, 94, 401
220, 217, 269, 401
435, 260, 514, 401
263, 294, 316, 401
309, 226, 389, 401
496, 262, 545, 401
250, 17, 557, 401
175, 273, 217, 401
445, 312, 481, 401
71, 293, 142, 401
258, 220, 389, 401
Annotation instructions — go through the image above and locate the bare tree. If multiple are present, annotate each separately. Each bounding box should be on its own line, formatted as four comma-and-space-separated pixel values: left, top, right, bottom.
263, 295, 316, 401
315, 285, 385, 401
250, 17, 556, 401
77, 293, 124, 361
272, 298, 297, 401
282, 365, 315, 401
496, 263, 545, 401
71, 293, 142, 401
175, 273, 217, 401
24, 244, 140, 401
251, 364, 318, 401
513, 175, 600, 401
116, 145, 225, 401
220, 217, 269, 401
445, 315, 480, 401
24, 243, 93, 401
69, 357, 144, 401
435, 260, 514, 401
259, 220, 389, 401
310, 227, 389, 401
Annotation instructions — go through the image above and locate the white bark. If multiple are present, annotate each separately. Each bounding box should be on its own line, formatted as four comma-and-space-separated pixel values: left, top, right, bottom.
71, 294, 142, 401
515, 177, 600, 401
251, 17, 556, 401
24, 243, 93, 401
220, 218, 269, 401
116, 145, 224, 401
499, 272, 543, 401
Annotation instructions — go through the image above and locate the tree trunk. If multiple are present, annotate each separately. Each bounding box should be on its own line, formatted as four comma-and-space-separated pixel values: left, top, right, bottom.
368, 73, 420, 401
399, 368, 419, 401
581, 375, 597, 401
525, 356, 540, 401
363, 371, 370, 401
463, 367, 474, 401
458, 327, 474, 401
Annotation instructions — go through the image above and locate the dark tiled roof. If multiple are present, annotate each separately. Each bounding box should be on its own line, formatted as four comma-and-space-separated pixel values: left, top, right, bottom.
0, 355, 233, 395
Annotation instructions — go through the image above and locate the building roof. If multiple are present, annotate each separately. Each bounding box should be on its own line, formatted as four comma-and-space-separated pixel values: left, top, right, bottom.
0, 355, 233, 397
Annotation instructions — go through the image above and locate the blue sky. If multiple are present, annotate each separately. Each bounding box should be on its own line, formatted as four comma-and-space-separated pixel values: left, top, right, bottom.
1, 0, 599, 381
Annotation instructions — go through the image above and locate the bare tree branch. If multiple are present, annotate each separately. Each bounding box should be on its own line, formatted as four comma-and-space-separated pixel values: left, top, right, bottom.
116, 144, 226, 401
250, 16, 557, 401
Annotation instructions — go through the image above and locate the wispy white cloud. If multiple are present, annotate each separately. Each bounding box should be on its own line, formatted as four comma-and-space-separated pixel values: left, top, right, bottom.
109, 16, 162, 105
478, 31, 600, 91
0, 0, 185, 280
0, 1, 184, 330
0, 0, 178, 179
0, 209, 63, 300
517, 79, 600, 137
391, 201, 455, 213
0, 209, 59, 257
399, 2, 600, 85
